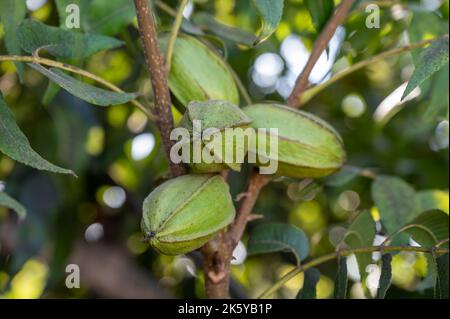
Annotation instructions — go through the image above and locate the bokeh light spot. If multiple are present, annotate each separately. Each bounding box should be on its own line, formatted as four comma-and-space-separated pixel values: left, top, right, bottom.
338, 190, 361, 212
102, 186, 126, 208
342, 94, 367, 118
131, 133, 155, 161
85, 222, 104, 242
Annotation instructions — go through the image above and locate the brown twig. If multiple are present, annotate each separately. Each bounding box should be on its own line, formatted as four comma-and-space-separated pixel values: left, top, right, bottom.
287, 0, 356, 108
201, 231, 234, 299
133, 0, 186, 177
201, 172, 269, 298
228, 173, 270, 244
201, 0, 356, 299
201, 1, 356, 298
298, 37, 439, 106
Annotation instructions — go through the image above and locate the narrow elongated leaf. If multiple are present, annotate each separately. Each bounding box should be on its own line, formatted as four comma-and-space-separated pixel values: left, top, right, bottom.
405, 208, 449, 293
377, 254, 392, 299
406, 210, 449, 248
0, 0, 26, 81
435, 253, 449, 299
425, 66, 449, 121
180, 19, 205, 37
193, 13, 258, 47
305, 0, 334, 32
371, 175, 419, 235
0, 94, 75, 176
28, 64, 139, 107
18, 20, 123, 59
408, 12, 446, 63
252, 0, 284, 45
40, 2, 104, 105
405, 209, 448, 291
416, 190, 449, 215
403, 36, 449, 99
0, 192, 26, 220
297, 268, 320, 299
343, 210, 376, 283
247, 223, 309, 265
334, 256, 348, 299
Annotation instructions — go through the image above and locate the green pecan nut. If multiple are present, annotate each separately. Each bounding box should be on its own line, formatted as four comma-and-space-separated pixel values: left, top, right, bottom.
178, 100, 253, 173
161, 34, 239, 110
242, 103, 346, 178
142, 174, 236, 255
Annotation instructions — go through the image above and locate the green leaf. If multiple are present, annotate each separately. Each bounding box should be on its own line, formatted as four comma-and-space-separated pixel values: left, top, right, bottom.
435, 253, 449, 299
0, 192, 26, 220
0, 0, 26, 81
343, 210, 376, 283
324, 166, 361, 187
334, 256, 348, 299
406, 210, 449, 248
252, 0, 284, 45
180, 19, 205, 37
425, 65, 449, 121
86, 0, 136, 36
193, 13, 258, 47
403, 36, 449, 100
247, 223, 309, 265
416, 190, 449, 214
305, 0, 334, 32
405, 208, 448, 294
28, 64, 139, 107
0, 94, 75, 176
408, 12, 446, 63
376, 254, 392, 299
296, 268, 320, 299
18, 19, 123, 59
371, 175, 419, 235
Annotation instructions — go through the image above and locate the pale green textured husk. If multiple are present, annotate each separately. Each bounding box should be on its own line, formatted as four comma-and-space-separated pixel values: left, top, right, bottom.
178, 100, 253, 173
161, 34, 239, 110
142, 174, 235, 255
242, 103, 346, 178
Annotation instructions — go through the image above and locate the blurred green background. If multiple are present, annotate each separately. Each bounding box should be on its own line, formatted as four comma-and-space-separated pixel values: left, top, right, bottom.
0, 0, 448, 299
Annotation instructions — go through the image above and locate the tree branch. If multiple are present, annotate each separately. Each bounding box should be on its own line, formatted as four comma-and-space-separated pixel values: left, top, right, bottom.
287, 0, 356, 108
201, 1, 356, 297
201, 172, 269, 298
202, 0, 356, 299
133, 0, 186, 177
297, 37, 440, 106
201, 231, 234, 299
229, 173, 270, 244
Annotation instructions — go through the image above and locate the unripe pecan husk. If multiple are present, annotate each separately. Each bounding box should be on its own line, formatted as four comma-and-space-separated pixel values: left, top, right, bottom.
178, 100, 253, 173
142, 174, 236, 255
242, 103, 346, 178
160, 34, 240, 111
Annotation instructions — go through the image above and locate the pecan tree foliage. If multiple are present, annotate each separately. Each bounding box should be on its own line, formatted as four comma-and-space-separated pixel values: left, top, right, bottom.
0, 0, 449, 299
